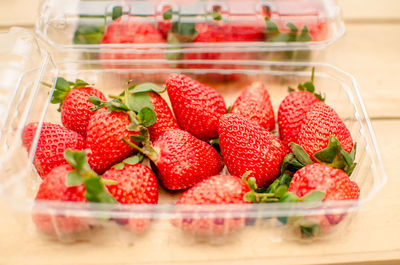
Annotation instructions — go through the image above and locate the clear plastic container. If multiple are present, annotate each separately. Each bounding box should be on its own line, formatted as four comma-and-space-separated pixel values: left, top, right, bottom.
35, 0, 345, 63
0, 28, 387, 246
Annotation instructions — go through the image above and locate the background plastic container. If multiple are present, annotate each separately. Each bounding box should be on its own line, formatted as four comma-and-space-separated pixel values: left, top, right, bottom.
0, 28, 386, 244
35, 0, 345, 63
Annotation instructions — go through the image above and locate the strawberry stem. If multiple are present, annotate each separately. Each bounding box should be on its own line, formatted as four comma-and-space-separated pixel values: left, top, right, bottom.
64, 149, 117, 204
121, 138, 158, 162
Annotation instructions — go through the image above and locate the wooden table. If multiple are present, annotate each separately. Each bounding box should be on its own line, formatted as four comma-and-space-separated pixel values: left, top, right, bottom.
0, 1, 400, 264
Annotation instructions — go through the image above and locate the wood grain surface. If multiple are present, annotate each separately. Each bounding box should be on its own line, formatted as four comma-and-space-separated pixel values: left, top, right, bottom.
0, 1, 399, 265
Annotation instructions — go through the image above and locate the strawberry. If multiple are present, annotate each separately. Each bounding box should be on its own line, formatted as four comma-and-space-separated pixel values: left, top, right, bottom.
278, 69, 324, 148
51, 77, 106, 137
101, 15, 166, 62
103, 162, 158, 204
287, 163, 360, 236
102, 15, 166, 45
147, 92, 179, 142
218, 114, 286, 188
32, 164, 91, 235
172, 175, 250, 235
100, 15, 167, 82
32, 149, 119, 235
86, 107, 139, 174
289, 164, 360, 200
194, 22, 265, 43
22, 122, 85, 178
230, 82, 275, 131
296, 102, 353, 157
123, 129, 223, 190
182, 22, 264, 76
166, 73, 227, 140
103, 159, 158, 233
86, 83, 166, 173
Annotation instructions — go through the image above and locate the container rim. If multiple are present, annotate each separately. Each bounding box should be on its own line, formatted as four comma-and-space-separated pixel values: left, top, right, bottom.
34, 0, 345, 51
0, 59, 387, 218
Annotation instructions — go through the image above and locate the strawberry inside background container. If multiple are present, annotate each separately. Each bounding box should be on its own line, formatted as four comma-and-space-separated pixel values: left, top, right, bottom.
0, 28, 386, 248
35, 0, 344, 63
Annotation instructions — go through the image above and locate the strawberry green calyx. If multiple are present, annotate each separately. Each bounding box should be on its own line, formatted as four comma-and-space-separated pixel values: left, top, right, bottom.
51, 77, 90, 112
265, 17, 312, 43
89, 82, 164, 143
243, 174, 279, 203
280, 144, 313, 175
288, 67, 325, 102
121, 138, 159, 163
112, 153, 144, 170
243, 171, 325, 204
313, 136, 357, 176
163, 8, 173, 20
282, 137, 357, 176
64, 149, 117, 203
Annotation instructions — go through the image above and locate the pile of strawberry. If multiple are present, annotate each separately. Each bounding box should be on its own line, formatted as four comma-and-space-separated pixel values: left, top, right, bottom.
99, 8, 327, 62
23, 69, 359, 238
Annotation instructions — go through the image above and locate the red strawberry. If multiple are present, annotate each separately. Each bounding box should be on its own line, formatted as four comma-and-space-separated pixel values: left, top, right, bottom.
296, 102, 353, 157
289, 164, 360, 200
231, 82, 275, 131
124, 129, 223, 190
32, 164, 91, 235
218, 114, 286, 188
277, 68, 325, 148
86, 82, 173, 173
288, 163, 360, 235
103, 162, 158, 233
103, 163, 158, 204
182, 23, 264, 77
194, 23, 264, 43
278, 91, 321, 147
166, 73, 227, 140
102, 15, 166, 45
101, 15, 166, 62
100, 15, 167, 82
86, 108, 139, 174
147, 92, 179, 142
51, 78, 106, 137
152, 129, 223, 190
172, 175, 250, 235
22, 122, 85, 178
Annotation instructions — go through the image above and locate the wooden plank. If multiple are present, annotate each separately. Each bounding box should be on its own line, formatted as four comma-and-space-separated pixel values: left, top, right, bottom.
338, 0, 400, 22
0, 0, 40, 27
0, 119, 398, 265
323, 23, 400, 118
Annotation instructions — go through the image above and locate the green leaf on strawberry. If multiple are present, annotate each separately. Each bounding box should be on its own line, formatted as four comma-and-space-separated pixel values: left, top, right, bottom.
301, 191, 325, 202
64, 149, 117, 204
127, 92, 154, 112
113, 154, 144, 170
163, 8, 173, 20
290, 142, 314, 166
265, 18, 313, 43
297, 26, 313, 42
289, 67, 326, 102
313, 136, 357, 175
73, 24, 104, 44
210, 10, 222, 21
112, 6, 123, 20
84, 177, 116, 203
128, 83, 165, 94
51, 77, 92, 112
138, 107, 157, 127
67, 171, 85, 186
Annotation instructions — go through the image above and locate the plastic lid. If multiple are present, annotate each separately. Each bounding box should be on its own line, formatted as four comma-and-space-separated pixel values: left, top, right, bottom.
36, 0, 344, 50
